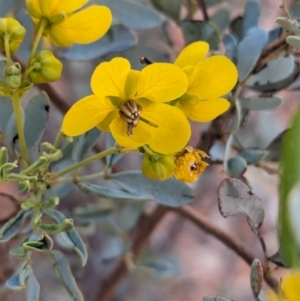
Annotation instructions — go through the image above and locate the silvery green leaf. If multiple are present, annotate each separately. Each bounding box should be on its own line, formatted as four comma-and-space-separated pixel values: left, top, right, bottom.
105, 133, 123, 167
49, 250, 84, 301
6, 262, 29, 290
230, 16, 244, 41
243, 1, 260, 34
250, 258, 263, 298
211, 9, 230, 33
217, 178, 265, 234
203, 297, 234, 301
264, 131, 287, 162
222, 34, 238, 61
45, 209, 87, 266
204, 0, 223, 6
59, 25, 137, 60
27, 267, 40, 301
111, 171, 194, 207
0, 96, 13, 139
120, 203, 145, 231
97, 0, 163, 30
267, 27, 283, 46
246, 55, 295, 87
0, 210, 30, 242
181, 20, 220, 49
78, 183, 154, 202
225, 156, 247, 178
240, 95, 283, 111
24, 92, 50, 149
237, 27, 268, 82
150, 0, 181, 20
23, 231, 54, 252
238, 148, 267, 164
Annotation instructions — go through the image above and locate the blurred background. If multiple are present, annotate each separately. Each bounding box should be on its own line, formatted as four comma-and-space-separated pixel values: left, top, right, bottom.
0, 0, 299, 300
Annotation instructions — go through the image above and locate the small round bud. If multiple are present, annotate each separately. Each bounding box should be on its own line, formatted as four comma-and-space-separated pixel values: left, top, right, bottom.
5, 63, 21, 76
226, 156, 247, 178
286, 35, 300, 48
174, 147, 209, 183
6, 74, 21, 89
142, 153, 174, 181
0, 18, 26, 53
28, 50, 63, 84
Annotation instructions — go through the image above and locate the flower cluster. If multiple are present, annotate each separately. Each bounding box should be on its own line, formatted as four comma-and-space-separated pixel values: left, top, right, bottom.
62, 41, 237, 181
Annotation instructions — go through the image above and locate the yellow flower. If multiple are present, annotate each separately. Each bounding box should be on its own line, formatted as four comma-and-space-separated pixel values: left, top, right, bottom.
267, 271, 300, 301
172, 41, 238, 122
174, 146, 209, 183
62, 57, 191, 154
26, 0, 112, 47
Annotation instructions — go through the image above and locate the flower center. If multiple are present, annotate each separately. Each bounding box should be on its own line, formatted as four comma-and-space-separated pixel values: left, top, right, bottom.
119, 99, 142, 136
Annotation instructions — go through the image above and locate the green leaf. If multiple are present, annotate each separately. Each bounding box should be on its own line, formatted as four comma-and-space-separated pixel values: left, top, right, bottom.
264, 131, 287, 162
150, 0, 181, 20
225, 156, 247, 178
40, 219, 74, 233
279, 108, 300, 267
111, 171, 194, 207
78, 183, 155, 202
27, 267, 40, 301
243, 0, 260, 34
97, 0, 163, 30
217, 178, 265, 234
211, 9, 230, 33
105, 133, 123, 167
238, 148, 267, 164
237, 27, 268, 82
23, 232, 54, 252
24, 92, 50, 149
0, 210, 30, 242
6, 262, 29, 290
119, 203, 145, 231
204, 0, 222, 6
267, 27, 283, 46
222, 34, 238, 61
230, 16, 243, 41
0, 96, 14, 141
58, 25, 137, 61
181, 20, 220, 50
240, 95, 283, 111
45, 209, 88, 266
48, 250, 84, 301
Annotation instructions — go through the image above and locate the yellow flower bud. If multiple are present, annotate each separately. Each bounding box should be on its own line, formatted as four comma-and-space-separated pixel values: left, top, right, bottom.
0, 18, 26, 53
174, 147, 209, 183
142, 153, 174, 181
5, 63, 21, 89
28, 50, 63, 84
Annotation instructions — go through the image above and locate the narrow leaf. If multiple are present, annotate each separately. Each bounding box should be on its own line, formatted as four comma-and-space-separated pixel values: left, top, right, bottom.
27, 267, 40, 301
217, 178, 265, 233
49, 250, 84, 301
150, 0, 181, 20
240, 95, 283, 111
243, 0, 260, 34
238, 148, 267, 164
6, 262, 29, 290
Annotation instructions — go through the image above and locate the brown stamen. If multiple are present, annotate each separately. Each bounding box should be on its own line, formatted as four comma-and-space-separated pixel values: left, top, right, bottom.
119, 100, 142, 136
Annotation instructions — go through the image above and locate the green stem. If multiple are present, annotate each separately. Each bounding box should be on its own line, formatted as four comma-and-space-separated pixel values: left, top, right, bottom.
140, 117, 158, 128
29, 19, 47, 62
4, 36, 12, 65
21, 156, 48, 175
12, 93, 31, 165
58, 146, 130, 177
53, 130, 64, 149
55, 171, 105, 184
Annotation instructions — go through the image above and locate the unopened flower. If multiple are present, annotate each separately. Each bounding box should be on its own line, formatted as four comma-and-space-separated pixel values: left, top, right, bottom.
26, 0, 112, 47
62, 57, 191, 154
172, 41, 238, 122
174, 146, 209, 183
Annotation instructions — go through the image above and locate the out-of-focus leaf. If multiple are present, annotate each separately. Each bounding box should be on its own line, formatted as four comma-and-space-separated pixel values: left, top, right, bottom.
237, 27, 268, 82
267, 27, 283, 46
250, 258, 263, 298
97, 0, 163, 30
27, 267, 40, 301
45, 209, 88, 266
0, 210, 30, 242
58, 25, 137, 61
150, 0, 181, 20
211, 9, 230, 33
204, 0, 223, 6
72, 128, 100, 162
268, 249, 289, 268
49, 250, 84, 301
0, 96, 13, 141
243, 1, 260, 35
222, 34, 238, 61
105, 133, 123, 167
230, 16, 243, 41
238, 148, 267, 165
0, 0, 15, 17
24, 92, 50, 149
111, 171, 194, 207
119, 203, 145, 231
264, 131, 287, 162
240, 95, 283, 111
181, 20, 220, 49
6, 262, 28, 290
203, 297, 234, 301
246, 55, 296, 87
78, 183, 154, 202
279, 109, 300, 267
225, 156, 247, 178
291, 2, 300, 19
217, 178, 265, 234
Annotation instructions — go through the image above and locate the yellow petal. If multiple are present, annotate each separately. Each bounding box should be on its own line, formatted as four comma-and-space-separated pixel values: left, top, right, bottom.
91, 57, 130, 99
123, 70, 141, 99
110, 117, 151, 149
97, 110, 119, 132
282, 271, 300, 301
26, 0, 43, 18
136, 63, 188, 103
188, 56, 238, 99
38, 0, 60, 16
177, 97, 230, 122
56, 0, 88, 13
49, 5, 112, 47
174, 41, 209, 68
62, 95, 116, 136
141, 103, 191, 154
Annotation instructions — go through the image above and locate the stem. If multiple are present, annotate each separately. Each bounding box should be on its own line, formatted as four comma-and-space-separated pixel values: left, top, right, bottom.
53, 130, 64, 149
54, 171, 105, 184
139, 116, 158, 128
280, 0, 291, 19
58, 147, 129, 177
196, 0, 209, 21
29, 19, 47, 62
12, 93, 31, 165
21, 156, 48, 175
4, 36, 12, 65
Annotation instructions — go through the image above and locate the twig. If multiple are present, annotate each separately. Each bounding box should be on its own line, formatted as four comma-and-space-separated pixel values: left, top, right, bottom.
196, 0, 209, 21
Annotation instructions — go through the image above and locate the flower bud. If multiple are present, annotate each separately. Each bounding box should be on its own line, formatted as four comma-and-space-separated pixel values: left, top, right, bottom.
0, 18, 26, 53
5, 62, 21, 76
174, 147, 209, 183
28, 50, 63, 84
142, 153, 174, 181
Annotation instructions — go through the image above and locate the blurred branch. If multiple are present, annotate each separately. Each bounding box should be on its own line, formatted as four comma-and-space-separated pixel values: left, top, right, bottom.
196, 0, 209, 21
